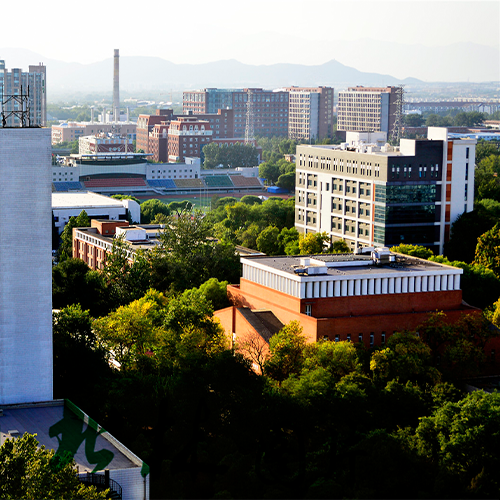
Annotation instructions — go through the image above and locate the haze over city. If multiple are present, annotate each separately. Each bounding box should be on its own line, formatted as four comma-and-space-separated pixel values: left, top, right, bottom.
2, 0, 499, 82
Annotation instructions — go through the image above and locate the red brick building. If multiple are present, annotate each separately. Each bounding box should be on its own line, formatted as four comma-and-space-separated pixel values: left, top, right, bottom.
136, 109, 174, 154
167, 116, 212, 162
215, 252, 480, 351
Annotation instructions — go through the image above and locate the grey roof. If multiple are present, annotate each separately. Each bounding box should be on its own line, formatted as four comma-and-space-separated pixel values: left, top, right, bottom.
0, 400, 141, 473
242, 253, 458, 278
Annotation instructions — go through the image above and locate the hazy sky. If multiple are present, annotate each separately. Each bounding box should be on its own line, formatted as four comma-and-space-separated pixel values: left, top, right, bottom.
3, 0, 497, 66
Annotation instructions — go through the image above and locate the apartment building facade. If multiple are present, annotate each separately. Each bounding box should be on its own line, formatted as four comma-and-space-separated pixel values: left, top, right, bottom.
167, 116, 213, 162
285, 86, 335, 140
295, 128, 476, 254
52, 122, 137, 145
183, 88, 289, 137
337, 86, 398, 136
0, 60, 46, 126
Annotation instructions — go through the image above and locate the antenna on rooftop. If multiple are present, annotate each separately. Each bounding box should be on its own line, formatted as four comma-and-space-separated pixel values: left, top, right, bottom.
1, 85, 32, 128
391, 84, 405, 145
245, 89, 254, 144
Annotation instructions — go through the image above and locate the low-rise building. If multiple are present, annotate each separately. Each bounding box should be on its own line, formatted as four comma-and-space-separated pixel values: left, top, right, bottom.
52, 191, 140, 234
216, 250, 480, 354
52, 122, 136, 145
79, 133, 133, 154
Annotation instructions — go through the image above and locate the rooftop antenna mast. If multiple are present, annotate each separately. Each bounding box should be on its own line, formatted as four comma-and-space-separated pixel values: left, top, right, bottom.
1, 85, 31, 127
245, 89, 254, 144
391, 84, 405, 144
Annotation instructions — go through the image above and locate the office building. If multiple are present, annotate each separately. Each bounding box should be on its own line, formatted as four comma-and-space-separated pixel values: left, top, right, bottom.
167, 116, 212, 162
294, 128, 476, 254
52, 121, 136, 145
216, 251, 483, 356
183, 88, 289, 137
284, 86, 335, 140
0, 60, 46, 126
337, 86, 398, 136
79, 133, 133, 154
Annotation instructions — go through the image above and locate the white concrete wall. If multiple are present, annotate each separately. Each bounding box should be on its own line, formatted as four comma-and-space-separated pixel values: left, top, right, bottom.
0, 128, 53, 404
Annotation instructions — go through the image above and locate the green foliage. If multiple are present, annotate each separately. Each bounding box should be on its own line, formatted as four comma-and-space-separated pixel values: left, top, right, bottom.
256, 225, 281, 255
390, 243, 434, 259
140, 198, 170, 223
0, 433, 107, 500
94, 289, 167, 368
299, 231, 329, 254
403, 113, 425, 127
474, 222, 500, 278
239, 195, 262, 205
168, 200, 193, 215
58, 210, 91, 262
52, 259, 108, 316
276, 171, 295, 191
202, 141, 258, 168
331, 238, 350, 253
476, 140, 500, 164
445, 201, 500, 262
111, 194, 140, 203
409, 391, 500, 497
264, 321, 307, 383
370, 332, 440, 385
197, 277, 229, 311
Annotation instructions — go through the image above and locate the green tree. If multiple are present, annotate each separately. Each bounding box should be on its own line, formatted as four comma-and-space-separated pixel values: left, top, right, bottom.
52, 259, 108, 316
58, 210, 91, 262
403, 114, 425, 127
94, 289, 167, 368
264, 321, 307, 383
370, 332, 441, 385
390, 243, 434, 259
198, 277, 230, 311
0, 433, 107, 500
239, 195, 262, 205
331, 239, 350, 253
410, 391, 500, 497
474, 222, 500, 278
256, 225, 281, 255
258, 161, 281, 184
299, 232, 329, 254
278, 226, 299, 255
276, 171, 295, 191
140, 199, 171, 223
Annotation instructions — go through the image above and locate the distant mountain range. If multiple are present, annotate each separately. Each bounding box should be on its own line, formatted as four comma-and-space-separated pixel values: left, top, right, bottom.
0, 44, 498, 99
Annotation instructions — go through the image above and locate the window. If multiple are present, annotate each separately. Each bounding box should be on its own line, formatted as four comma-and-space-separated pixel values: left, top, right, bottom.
347, 334, 351, 342
305, 304, 312, 316
370, 333, 374, 347
335, 334, 340, 342
381, 332, 386, 345
466, 147, 469, 159
358, 333, 363, 342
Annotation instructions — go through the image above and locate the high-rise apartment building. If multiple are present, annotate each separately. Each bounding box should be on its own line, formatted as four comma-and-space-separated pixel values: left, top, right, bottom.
183, 88, 289, 137
0, 127, 53, 404
0, 60, 46, 127
337, 86, 398, 136
295, 128, 475, 254
284, 86, 335, 140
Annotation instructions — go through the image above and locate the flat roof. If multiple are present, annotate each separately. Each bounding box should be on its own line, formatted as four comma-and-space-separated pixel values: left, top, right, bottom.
0, 400, 142, 473
241, 253, 461, 277
52, 191, 126, 209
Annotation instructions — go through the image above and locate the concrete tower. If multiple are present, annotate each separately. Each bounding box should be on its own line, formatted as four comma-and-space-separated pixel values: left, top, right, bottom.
113, 49, 120, 122
0, 127, 53, 404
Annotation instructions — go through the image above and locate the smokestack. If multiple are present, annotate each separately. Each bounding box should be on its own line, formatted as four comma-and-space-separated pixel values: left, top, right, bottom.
113, 49, 119, 122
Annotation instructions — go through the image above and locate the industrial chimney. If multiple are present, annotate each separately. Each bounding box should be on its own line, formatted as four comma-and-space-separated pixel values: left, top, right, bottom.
113, 49, 120, 122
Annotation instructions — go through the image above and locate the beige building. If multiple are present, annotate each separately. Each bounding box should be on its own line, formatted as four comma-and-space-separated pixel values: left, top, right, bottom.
295, 129, 476, 254
285, 87, 334, 140
337, 86, 398, 136
52, 122, 136, 145
0, 60, 46, 126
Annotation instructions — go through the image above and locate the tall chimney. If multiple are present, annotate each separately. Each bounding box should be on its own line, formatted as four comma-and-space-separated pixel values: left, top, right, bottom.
113, 49, 119, 122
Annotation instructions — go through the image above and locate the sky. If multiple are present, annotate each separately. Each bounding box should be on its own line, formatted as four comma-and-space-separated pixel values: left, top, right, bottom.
2, 0, 499, 80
